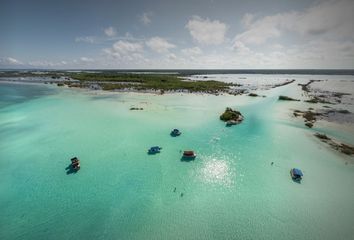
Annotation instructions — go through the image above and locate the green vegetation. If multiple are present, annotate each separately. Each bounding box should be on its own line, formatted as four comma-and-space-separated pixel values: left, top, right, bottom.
220, 107, 243, 122
69, 72, 233, 93
0, 71, 238, 94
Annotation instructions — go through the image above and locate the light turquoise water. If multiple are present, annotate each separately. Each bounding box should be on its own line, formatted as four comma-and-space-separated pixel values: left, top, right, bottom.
0, 82, 353, 240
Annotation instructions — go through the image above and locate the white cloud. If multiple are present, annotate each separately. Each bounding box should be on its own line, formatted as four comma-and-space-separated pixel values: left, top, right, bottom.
140, 12, 152, 25
234, 0, 354, 46
146, 37, 175, 53
113, 40, 143, 54
103, 40, 145, 62
8, 57, 22, 65
80, 57, 94, 63
104, 26, 117, 37
75, 36, 96, 43
234, 14, 284, 45
167, 53, 177, 61
28, 59, 85, 68
241, 13, 254, 28
232, 41, 251, 55
3, 57, 23, 65
75, 32, 144, 45
230, 38, 354, 69
103, 42, 148, 67
28, 60, 57, 67
0, 57, 24, 67
181, 47, 202, 56
186, 16, 228, 45
229, 0, 354, 69
294, 0, 354, 38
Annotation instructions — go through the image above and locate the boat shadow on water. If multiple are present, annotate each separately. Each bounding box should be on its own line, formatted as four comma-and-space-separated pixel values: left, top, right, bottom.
291, 178, 302, 184
180, 156, 196, 162
65, 164, 79, 175
180, 150, 197, 162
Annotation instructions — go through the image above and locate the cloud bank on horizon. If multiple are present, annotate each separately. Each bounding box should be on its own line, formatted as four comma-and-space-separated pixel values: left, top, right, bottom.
0, 0, 353, 69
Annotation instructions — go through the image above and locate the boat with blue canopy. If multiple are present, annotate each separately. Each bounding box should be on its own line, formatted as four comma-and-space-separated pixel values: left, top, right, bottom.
148, 146, 162, 154
290, 168, 303, 181
170, 129, 181, 136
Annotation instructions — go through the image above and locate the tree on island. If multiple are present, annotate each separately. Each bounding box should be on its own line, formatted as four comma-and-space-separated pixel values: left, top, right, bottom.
220, 107, 244, 125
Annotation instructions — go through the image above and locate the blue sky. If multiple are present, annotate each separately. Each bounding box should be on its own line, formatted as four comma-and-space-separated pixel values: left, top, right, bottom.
0, 0, 353, 69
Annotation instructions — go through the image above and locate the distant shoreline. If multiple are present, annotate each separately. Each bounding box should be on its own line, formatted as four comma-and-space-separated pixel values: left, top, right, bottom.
1, 69, 354, 76
0, 71, 299, 96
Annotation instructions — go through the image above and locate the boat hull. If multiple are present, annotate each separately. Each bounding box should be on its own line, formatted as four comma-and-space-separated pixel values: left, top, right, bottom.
170, 132, 181, 137
181, 154, 196, 161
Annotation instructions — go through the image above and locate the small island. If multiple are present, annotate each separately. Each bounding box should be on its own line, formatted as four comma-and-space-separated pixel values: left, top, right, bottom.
220, 107, 244, 126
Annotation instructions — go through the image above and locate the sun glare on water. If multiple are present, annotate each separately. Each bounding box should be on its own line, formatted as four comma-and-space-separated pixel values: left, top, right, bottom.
200, 158, 235, 186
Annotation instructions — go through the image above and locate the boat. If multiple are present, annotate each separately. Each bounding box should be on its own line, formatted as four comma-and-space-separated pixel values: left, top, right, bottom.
148, 146, 162, 154
170, 129, 181, 136
71, 157, 80, 171
290, 168, 303, 181
182, 150, 196, 160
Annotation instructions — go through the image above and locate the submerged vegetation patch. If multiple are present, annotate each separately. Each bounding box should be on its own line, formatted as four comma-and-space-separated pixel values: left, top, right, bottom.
314, 133, 354, 156
278, 95, 300, 101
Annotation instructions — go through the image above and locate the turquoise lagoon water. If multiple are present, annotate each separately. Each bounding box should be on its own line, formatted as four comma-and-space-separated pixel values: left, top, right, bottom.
0, 82, 354, 240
